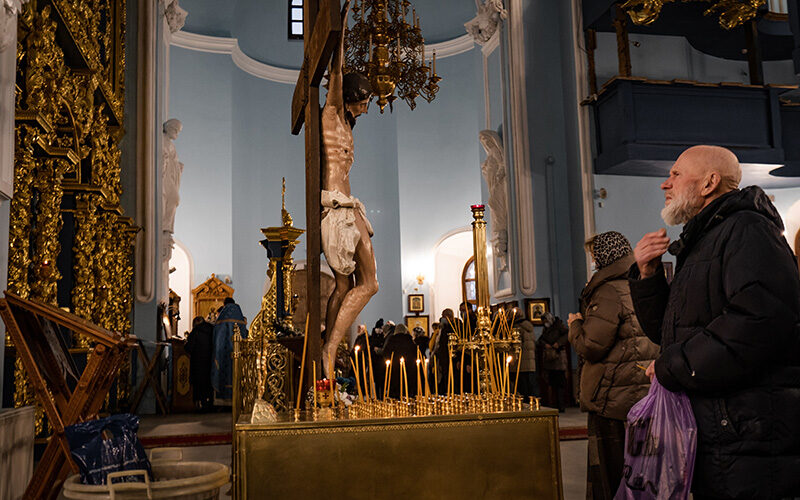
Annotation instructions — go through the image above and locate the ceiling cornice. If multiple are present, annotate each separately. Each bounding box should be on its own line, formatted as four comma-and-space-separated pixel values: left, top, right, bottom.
170, 30, 475, 84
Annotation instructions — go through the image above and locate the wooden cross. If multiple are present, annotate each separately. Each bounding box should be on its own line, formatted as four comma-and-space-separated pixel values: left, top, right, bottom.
291, 0, 344, 388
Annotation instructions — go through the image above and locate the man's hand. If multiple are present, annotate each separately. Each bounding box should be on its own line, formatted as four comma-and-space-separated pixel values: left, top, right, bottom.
567, 313, 583, 326
634, 228, 670, 278
645, 360, 655, 381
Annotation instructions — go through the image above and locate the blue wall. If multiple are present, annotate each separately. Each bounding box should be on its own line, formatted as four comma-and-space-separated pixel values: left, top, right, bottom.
396, 48, 484, 308
170, 48, 234, 285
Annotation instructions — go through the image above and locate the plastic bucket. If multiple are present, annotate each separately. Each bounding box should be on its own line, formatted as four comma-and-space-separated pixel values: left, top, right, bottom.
61, 460, 230, 499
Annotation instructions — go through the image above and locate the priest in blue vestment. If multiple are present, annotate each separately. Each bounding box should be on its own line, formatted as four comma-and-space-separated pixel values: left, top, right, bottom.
211, 297, 248, 403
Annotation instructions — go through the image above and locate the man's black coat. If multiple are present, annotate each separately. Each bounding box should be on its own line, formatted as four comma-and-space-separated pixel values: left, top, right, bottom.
629, 186, 800, 499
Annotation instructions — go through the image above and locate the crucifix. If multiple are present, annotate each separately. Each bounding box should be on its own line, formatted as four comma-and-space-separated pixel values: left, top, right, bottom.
291, 0, 344, 388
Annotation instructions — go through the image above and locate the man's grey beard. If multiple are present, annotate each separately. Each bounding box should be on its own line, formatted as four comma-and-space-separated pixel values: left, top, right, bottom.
661, 188, 703, 226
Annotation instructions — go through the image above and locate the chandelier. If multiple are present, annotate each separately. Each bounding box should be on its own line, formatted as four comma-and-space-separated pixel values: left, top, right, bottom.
344, 0, 441, 112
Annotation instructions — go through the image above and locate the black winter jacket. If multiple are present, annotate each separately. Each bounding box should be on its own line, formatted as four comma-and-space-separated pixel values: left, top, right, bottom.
629, 186, 800, 499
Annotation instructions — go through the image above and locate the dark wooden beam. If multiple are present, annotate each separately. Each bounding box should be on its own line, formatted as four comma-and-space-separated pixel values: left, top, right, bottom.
586, 29, 598, 95
745, 19, 764, 86
291, 0, 341, 135
612, 6, 632, 78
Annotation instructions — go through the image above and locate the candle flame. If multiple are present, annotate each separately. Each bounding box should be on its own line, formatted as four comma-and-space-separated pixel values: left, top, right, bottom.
416, 359, 421, 365
386, 360, 391, 366
400, 357, 405, 363
355, 345, 361, 351
506, 355, 513, 364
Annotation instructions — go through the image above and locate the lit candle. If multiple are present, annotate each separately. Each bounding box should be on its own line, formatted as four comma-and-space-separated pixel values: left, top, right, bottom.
353, 346, 364, 401
432, 52, 436, 74
384, 359, 391, 401
400, 357, 408, 401
416, 358, 422, 397
513, 351, 522, 398
506, 355, 512, 399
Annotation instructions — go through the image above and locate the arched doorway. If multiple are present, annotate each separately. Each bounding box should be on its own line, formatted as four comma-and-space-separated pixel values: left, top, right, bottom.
168, 239, 193, 337
432, 229, 474, 319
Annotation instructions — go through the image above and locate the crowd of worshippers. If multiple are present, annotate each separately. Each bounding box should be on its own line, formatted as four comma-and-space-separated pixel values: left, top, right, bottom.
344, 304, 571, 407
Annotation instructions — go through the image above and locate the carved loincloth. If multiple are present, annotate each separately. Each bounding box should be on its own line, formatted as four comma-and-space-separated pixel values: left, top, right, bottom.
321, 190, 374, 276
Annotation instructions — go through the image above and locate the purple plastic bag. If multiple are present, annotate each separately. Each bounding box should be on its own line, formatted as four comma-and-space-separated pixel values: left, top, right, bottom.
615, 377, 697, 500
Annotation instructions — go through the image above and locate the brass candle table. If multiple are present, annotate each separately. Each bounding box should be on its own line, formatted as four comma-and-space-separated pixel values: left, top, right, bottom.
233, 408, 564, 499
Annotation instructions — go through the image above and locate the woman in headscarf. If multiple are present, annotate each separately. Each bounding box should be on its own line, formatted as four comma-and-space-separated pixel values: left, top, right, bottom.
568, 231, 658, 500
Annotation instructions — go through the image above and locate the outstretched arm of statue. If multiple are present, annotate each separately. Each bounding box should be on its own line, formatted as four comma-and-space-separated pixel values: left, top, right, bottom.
327, 0, 351, 112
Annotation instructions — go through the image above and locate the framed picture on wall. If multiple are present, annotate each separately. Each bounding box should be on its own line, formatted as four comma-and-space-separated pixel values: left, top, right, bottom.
408, 294, 424, 313
525, 298, 551, 325
406, 315, 429, 335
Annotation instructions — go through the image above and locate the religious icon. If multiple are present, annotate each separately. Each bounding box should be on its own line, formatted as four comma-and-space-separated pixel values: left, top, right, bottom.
408, 294, 424, 313
525, 298, 551, 325
406, 315, 429, 335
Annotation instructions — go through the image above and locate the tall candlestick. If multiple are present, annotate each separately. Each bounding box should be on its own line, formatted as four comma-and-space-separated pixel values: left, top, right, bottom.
296, 313, 310, 410
423, 358, 430, 397
416, 358, 422, 397
353, 347, 364, 401
400, 357, 408, 401
459, 347, 466, 396
513, 351, 522, 397
361, 348, 369, 401
433, 356, 438, 397
351, 359, 364, 401
506, 355, 514, 396
432, 51, 436, 74
330, 352, 336, 406
364, 332, 376, 399
384, 359, 391, 401
312, 361, 317, 409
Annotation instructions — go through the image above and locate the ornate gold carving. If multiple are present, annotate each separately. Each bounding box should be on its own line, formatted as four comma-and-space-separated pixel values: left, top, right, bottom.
192, 274, 235, 321
621, 0, 765, 29
9, 0, 134, 423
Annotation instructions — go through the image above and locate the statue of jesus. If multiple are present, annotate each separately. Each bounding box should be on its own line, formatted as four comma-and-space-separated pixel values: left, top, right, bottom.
320, 0, 377, 379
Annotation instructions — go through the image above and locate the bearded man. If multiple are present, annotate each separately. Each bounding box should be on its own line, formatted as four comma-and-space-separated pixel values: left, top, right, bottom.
629, 145, 800, 499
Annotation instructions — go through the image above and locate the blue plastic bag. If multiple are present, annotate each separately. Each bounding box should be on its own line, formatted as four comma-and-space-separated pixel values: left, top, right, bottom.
64, 414, 152, 485
615, 377, 697, 500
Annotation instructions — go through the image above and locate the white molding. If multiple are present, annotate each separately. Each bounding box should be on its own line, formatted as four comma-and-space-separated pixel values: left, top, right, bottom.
570, 0, 596, 277
231, 45, 299, 83
508, 0, 536, 295
135, 0, 158, 302
170, 30, 474, 83
426, 34, 475, 58
171, 30, 236, 54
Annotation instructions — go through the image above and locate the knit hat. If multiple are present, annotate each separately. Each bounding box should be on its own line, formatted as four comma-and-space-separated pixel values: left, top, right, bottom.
590, 231, 632, 270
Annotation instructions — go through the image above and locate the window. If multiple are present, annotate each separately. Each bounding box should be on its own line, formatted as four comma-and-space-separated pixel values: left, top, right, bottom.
461, 257, 476, 307
289, 0, 303, 39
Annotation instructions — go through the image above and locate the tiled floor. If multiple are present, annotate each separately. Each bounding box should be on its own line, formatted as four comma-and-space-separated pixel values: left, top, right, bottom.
135, 406, 590, 499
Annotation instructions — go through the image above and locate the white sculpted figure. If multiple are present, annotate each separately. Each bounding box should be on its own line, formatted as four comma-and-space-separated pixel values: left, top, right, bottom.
465, 0, 507, 46
162, 0, 187, 34
479, 130, 509, 272
162, 118, 183, 234
320, 0, 377, 378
